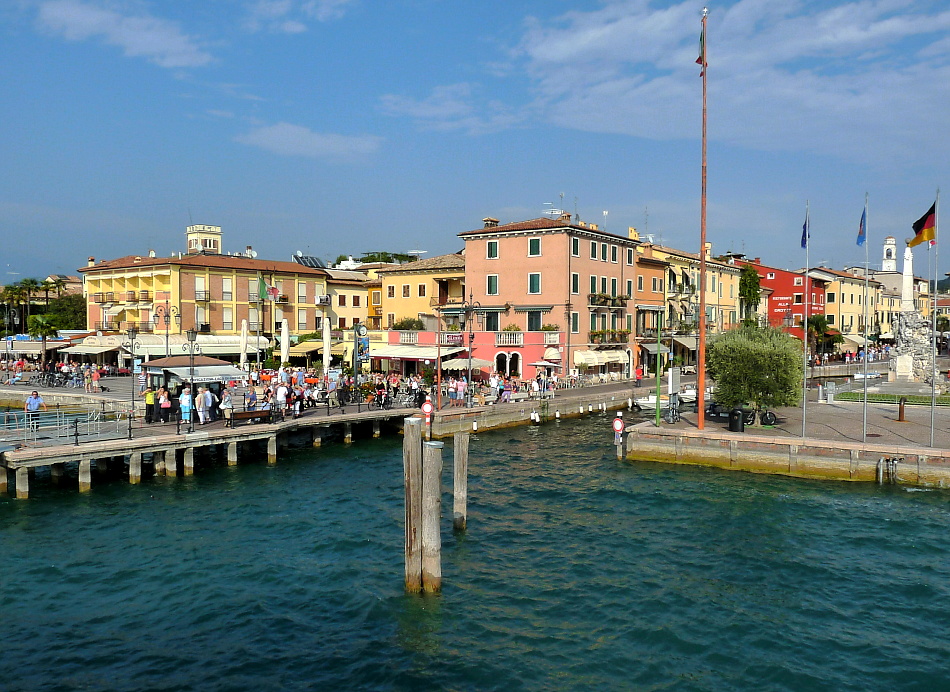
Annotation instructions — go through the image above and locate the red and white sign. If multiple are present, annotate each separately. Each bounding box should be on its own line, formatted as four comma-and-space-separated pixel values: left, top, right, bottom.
612, 417, 625, 434
421, 401, 433, 415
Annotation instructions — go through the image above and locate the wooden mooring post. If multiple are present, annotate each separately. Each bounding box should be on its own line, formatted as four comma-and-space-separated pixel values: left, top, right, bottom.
403, 417, 423, 592
453, 431, 469, 532
421, 440, 444, 593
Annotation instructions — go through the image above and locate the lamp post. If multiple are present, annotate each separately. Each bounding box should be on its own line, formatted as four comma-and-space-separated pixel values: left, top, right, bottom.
182, 328, 200, 433
460, 291, 481, 408
124, 326, 141, 440
152, 301, 180, 357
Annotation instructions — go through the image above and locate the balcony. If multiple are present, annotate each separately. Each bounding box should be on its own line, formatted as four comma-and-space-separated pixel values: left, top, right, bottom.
589, 330, 630, 344
399, 331, 419, 344
124, 291, 138, 303
670, 283, 695, 295
195, 290, 210, 301
440, 332, 465, 346
139, 290, 151, 302
121, 321, 153, 333
94, 321, 118, 331
636, 328, 658, 339
587, 293, 629, 309
543, 332, 561, 345
275, 294, 290, 304
93, 292, 115, 304
495, 331, 524, 347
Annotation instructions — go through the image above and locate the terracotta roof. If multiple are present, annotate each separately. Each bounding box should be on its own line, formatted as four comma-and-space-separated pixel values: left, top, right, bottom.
458, 217, 635, 242
375, 252, 465, 273
78, 253, 328, 276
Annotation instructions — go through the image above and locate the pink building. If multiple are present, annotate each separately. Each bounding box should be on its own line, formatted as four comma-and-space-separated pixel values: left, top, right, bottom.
457, 215, 640, 377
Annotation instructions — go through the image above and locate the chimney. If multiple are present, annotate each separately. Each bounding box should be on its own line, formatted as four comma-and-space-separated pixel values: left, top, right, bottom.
628, 226, 639, 241
246, 245, 253, 256
483, 217, 499, 228
558, 212, 572, 223
87, 257, 95, 267
590, 223, 598, 231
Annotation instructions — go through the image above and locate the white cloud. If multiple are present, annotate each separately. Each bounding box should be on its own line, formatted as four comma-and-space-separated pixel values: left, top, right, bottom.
37, 0, 212, 68
380, 83, 525, 134
512, 0, 950, 163
235, 122, 382, 159
243, 0, 355, 33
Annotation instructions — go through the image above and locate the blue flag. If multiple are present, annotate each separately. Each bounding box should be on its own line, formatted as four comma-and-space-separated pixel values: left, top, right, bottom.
801, 210, 809, 249
857, 208, 866, 246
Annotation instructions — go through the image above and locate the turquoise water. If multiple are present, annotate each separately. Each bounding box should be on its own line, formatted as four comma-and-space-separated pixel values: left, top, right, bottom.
1, 417, 948, 691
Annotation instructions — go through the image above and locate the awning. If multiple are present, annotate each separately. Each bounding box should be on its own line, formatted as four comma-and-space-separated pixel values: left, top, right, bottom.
287, 341, 341, 356
640, 343, 671, 355
879, 332, 894, 340
371, 345, 464, 361
441, 357, 493, 369
542, 347, 561, 361
574, 350, 606, 367
162, 365, 247, 383
672, 336, 698, 351
841, 335, 869, 347
2, 342, 69, 354
59, 344, 121, 355
601, 351, 628, 364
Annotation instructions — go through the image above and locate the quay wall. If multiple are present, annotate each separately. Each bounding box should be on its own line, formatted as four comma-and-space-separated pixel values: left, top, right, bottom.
625, 422, 950, 488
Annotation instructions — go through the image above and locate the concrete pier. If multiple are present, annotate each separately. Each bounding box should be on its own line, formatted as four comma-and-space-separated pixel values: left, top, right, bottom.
16, 467, 28, 499
79, 460, 91, 492
184, 448, 195, 476
267, 436, 277, 465
227, 442, 238, 466
129, 453, 142, 484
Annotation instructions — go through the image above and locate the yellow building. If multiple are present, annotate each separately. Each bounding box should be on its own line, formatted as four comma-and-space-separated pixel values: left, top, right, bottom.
376, 253, 466, 329
324, 269, 370, 331
808, 267, 883, 350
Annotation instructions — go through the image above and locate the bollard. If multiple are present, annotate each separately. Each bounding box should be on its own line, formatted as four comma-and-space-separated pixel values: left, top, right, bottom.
421, 440, 444, 593
453, 432, 469, 533
898, 397, 907, 422
403, 418, 423, 593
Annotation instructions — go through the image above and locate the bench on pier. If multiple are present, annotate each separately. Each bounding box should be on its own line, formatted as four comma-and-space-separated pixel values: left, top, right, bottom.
229, 409, 273, 426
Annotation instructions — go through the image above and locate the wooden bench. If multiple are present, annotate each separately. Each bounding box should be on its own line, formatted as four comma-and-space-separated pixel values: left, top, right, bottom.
229, 409, 272, 426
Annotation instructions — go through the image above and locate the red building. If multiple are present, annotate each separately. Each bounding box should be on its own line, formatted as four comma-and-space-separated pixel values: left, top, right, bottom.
735, 258, 826, 340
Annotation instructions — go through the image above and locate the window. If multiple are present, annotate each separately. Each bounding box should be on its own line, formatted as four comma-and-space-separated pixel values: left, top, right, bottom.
222, 278, 233, 302
794, 277, 803, 286
571, 273, 579, 294
590, 313, 598, 331
600, 313, 608, 330
827, 314, 835, 325
387, 313, 395, 328
222, 307, 233, 331
372, 290, 381, 306
315, 316, 323, 330
527, 311, 542, 331
338, 294, 347, 307
637, 276, 644, 292
528, 238, 541, 256
487, 240, 499, 259
487, 275, 499, 295
353, 295, 361, 307
626, 314, 633, 331
626, 248, 634, 265
626, 279, 633, 297
652, 277, 659, 292
590, 275, 597, 293
418, 284, 426, 297
484, 312, 499, 331
528, 273, 541, 294
590, 241, 598, 259
610, 245, 618, 263
402, 284, 410, 298
249, 278, 259, 299
297, 308, 307, 331
571, 312, 579, 333
794, 293, 803, 304
710, 276, 717, 293
611, 278, 617, 297
601, 277, 608, 293
338, 317, 347, 329
766, 272, 775, 280
601, 243, 608, 261
572, 238, 580, 256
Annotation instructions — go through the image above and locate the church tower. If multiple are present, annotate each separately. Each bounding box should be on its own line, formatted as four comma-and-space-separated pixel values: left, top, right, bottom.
185, 224, 222, 255
882, 235, 897, 272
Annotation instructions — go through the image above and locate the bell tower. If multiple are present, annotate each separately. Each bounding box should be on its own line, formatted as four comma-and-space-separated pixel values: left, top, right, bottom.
882, 236, 897, 272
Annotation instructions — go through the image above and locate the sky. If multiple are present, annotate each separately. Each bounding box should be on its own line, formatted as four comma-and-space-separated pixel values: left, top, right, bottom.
2, 0, 949, 282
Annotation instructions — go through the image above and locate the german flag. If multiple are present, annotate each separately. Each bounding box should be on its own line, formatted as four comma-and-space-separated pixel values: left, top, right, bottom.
909, 202, 936, 248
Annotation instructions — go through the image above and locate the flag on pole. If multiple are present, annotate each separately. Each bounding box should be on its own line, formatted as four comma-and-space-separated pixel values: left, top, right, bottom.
857, 207, 867, 246
801, 209, 810, 249
910, 202, 936, 248
696, 26, 706, 76
257, 274, 268, 302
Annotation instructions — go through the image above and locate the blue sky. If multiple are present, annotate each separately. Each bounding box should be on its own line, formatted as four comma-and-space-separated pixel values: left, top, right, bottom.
2, 0, 949, 280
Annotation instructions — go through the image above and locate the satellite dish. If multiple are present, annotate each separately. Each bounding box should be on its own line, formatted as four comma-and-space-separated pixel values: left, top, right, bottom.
296, 250, 303, 257
249, 250, 258, 258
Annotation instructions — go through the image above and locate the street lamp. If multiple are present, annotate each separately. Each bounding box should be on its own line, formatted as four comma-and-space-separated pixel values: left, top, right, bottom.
460, 291, 481, 408
152, 301, 181, 357
182, 328, 200, 433
124, 326, 140, 440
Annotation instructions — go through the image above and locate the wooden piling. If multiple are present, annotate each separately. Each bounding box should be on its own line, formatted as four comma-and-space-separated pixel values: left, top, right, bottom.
0, 468, 6, 494
227, 442, 238, 466
453, 431, 469, 532
403, 417, 423, 593
129, 453, 142, 484
267, 436, 277, 465
15, 467, 29, 500
344, 423, 353, 444
421, 440, 444, 593
184, 447, 195, 476
79, 459, 92, 492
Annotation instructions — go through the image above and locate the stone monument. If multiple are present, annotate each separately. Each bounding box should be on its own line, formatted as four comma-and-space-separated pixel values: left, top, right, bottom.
888, 245, 934, 383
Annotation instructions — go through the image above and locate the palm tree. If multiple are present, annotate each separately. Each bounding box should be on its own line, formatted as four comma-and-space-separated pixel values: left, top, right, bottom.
50, 276, 69, 298
27, 314, 58, 370
18, 278, 42, 324
1, 283, 26, 333
40, 279, 56, 306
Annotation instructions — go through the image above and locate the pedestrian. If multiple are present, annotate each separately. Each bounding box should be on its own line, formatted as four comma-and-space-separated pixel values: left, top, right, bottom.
635, 365, 643, 388
24, 390, 47, 432
179, 387, 193, 427
157, 387, 171, 423
142, 385, 156, 424
91, 368, 101, 392
196, 387, 210, 424
219, 388, 233, 427
246, 387, 258, 411
138, 370, 147, 393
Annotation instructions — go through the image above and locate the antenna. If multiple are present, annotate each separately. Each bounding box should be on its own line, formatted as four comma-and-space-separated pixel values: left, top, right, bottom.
644, 206, 649, 236
603, 210, 608, 232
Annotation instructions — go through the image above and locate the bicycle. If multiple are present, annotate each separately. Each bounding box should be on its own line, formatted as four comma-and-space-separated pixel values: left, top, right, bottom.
371, 391, 393, 410
663, 394, 681, 424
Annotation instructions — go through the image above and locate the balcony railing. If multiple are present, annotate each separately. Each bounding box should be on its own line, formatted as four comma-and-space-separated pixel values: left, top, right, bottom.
399, 331, 419, 344
275, 294, 290, 304
139, 290, 151, 302
587, 293, 629, 308
93, 292, 115, 304
440, 332, 465, 346
124, 291, 137, 302
589, 330, 630, 344
194, 290, 210, 301
495, 331, 524, 347
670, 283, 695, 295
121, 321, 153, 333
95, 321, 117, 331
543, 332, 561, 345
636, 328, 658, 339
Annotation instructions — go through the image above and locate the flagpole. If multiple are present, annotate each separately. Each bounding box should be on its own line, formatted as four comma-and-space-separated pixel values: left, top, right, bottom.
862, 193, 869, 443
696, 7, 709, 431
802, 201, 809, 439
931, 189, 940, 447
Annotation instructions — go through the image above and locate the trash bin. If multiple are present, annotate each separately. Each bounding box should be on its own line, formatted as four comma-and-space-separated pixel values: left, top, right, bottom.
728, 408, 745, 432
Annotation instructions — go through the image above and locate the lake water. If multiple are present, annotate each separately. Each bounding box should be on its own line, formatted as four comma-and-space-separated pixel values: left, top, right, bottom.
1, 416, 948, 690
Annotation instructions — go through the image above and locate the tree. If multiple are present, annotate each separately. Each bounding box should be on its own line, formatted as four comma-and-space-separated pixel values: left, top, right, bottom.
392, 317, 424, 330
738, 264, 761, 325
40, 279, 56, 306
45, 293, 87, 330
27, 314, 59, 369
806, 314, 842, 358
0, 283, 26, 333
706, 325, 802, 411
18, 277, 42, 324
